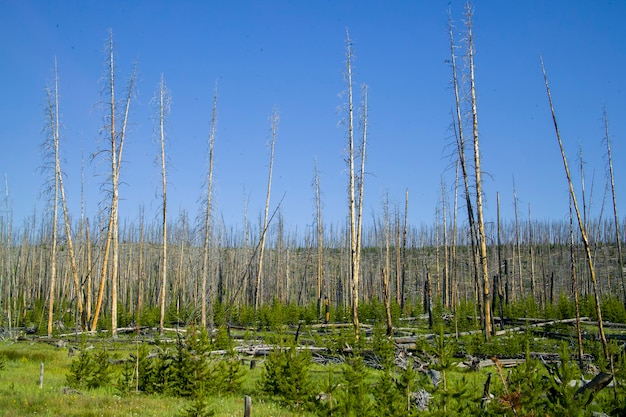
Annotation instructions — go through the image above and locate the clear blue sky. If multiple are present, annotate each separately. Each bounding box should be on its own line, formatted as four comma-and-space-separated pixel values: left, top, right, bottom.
1, 0, 625, 235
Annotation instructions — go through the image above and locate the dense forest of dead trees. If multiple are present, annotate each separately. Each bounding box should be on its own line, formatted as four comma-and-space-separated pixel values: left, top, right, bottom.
0, 7, 624, 342
0, 211, 624, 332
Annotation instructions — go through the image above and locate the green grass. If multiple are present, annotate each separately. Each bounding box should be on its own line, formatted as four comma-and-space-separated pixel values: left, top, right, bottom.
0, 341, 314, 417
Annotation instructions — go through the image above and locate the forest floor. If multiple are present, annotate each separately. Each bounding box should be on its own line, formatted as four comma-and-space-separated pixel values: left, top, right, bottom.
0, 316, 624, 416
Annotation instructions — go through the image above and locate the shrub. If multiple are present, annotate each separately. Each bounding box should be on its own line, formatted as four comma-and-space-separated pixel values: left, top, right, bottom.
260, 342, 313, 409
66, 346, 111, 389
208, 351, 246, 395
178, 396, 215, 417
338, 356, 374, 416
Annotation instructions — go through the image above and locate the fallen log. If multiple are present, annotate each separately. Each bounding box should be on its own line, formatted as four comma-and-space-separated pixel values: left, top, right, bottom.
574, 371, 613, 405
494, 317, 585, 336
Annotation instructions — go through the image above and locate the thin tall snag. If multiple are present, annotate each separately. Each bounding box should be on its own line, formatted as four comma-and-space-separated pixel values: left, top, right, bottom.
540, 56, 609, 360
353, 80, 368, 340
156, 74, 170, 335
602, 106, 625, 304
254, 109, 278, 310
90, 31, 136, 334
441, 177, 450, 309
382, 194, 393, 336
513, 179, 523, 298
202, 84, 218, 330
43, 59, 61, 338
528, 204, 537, 301
570, 197, 585, 370
345, 29, 361, 340
49, 61, 83, 326
466, 5, 492, 339
496, 193, 504, 330
448, 9, 480, 325
314, 159, 324, 316
400, 188, 408, 311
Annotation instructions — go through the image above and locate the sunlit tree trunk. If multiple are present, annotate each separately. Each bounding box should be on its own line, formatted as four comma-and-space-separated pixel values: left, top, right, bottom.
569, 197, 585, 369
48, 62, 83, 329
91, 31, 135, 335
382, 194, 393, 335
441, 177, 450, 309
135, 207, 144, 332
344, 29, 362, 340
512, 180, 523, 300
43, 59, 60, 338
541, 57, 608, 359
466, 4, 492, 339
155, 74, 170, 335
314, 159, 324, 316
448, 10, 480, 324
528, 204, 537, 302
202, 85, 218, 330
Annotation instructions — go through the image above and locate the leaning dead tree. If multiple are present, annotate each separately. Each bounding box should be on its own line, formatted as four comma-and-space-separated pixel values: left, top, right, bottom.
540, 56, 609, 360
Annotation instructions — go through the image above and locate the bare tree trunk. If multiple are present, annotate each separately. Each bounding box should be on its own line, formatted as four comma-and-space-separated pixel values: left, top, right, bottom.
44, 59, 60, 338
496, 193, 505, 330
448, 10, 480, 324
254, 109, 278, 310
451, 162, 459, 309
401, 189, 408, 311
513, 180, 523, 300
569, 197, 585, 369
541, 57, 609, 360
345, 29, 361, 340
466, 5, 492, 339
602, 107, 625, 305
156, 74, 170, 335
314, 159, 324, 316
45, 62, 83, 330
202, 85, 218, 330
383, 195, 393, 336
426, 269, 434, 329
441, 178, 450, 309
528, 204, 537, 302
91, 32, 135, 334
85, 218, 92, 326
394, 207, 402, 307
136, 207, 144, 331
579, 147, 588, 233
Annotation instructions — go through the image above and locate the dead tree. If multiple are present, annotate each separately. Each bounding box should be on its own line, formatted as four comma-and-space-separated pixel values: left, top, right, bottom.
91, 30, 136, 335
254, 109, 278, 310
466, 5, 493, 339
155, 74, 171, 335
202, 84, 218, 330
541, 56, 609, 360
602, 107, 625, 304
42, 59, 61, 338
